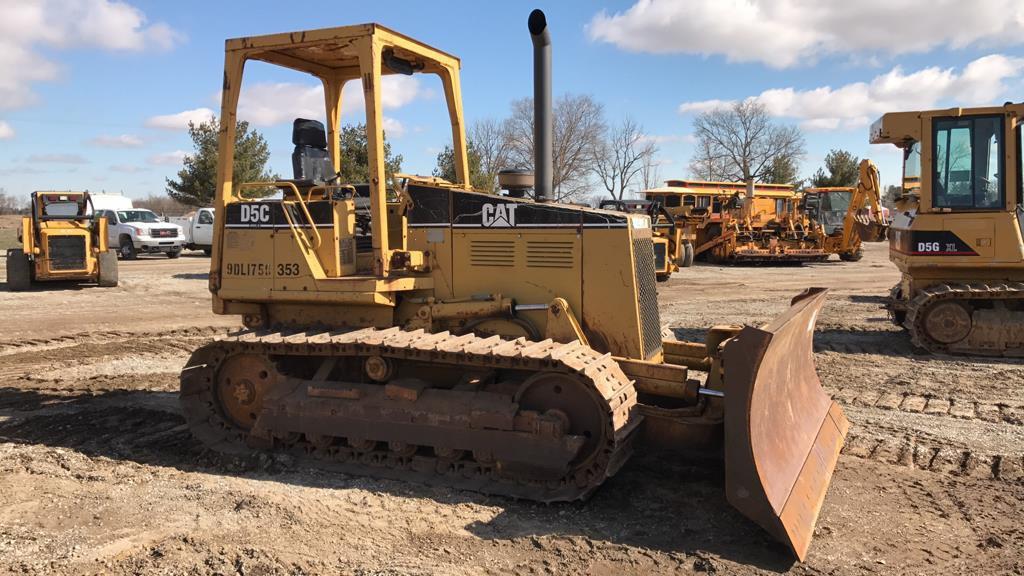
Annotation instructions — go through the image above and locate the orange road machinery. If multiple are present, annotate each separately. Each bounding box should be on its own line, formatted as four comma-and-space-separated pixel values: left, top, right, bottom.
644, 181, 826, 264
597, 197, 682, 281
179, 11, 848, 560
873, 104, 1024, 356
6, 191, 118, 290
801, 160, 890, 262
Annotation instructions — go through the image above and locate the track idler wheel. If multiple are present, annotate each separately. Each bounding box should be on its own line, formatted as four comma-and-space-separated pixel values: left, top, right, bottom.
921, 300, 972, 344
515, 372, 609, 472
215, 354, 276, 430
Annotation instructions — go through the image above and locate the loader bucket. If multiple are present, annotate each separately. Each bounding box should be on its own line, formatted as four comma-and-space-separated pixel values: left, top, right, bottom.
721, 287, 849, 561
853, 216, 889, 242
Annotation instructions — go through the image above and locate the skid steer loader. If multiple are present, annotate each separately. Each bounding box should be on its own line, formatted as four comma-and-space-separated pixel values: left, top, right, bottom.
180, 10, 847, 560
872, 104, 1024, 356
6, 191, 118, 290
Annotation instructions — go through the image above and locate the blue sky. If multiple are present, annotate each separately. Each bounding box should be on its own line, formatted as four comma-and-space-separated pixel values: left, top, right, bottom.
3, 0, 1024, 202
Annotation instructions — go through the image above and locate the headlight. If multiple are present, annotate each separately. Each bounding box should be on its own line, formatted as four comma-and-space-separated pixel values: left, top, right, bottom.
131, 226, 145, 235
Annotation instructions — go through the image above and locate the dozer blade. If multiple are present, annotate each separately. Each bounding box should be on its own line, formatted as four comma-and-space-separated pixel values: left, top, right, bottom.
721, 287, 849, 561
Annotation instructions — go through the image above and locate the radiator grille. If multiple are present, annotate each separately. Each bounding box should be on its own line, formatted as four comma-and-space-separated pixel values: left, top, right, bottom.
470, 239, 515, 267
653, 242, 667, 272
526, 240, 574, 269
48, 236, 87, 271
632, 237, 663, 360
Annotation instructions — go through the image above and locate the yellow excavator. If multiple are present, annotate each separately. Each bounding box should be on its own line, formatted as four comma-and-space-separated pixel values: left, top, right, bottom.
872, 104, 1024, 356
801, 159, 889, 262
179, 11, 847, 560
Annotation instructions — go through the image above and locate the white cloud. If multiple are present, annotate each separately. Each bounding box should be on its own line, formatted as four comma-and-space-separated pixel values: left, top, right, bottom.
0, 1, 181, 110
383, 117, 405, 138
147, 150, 186, 166
233, 75, 424, 127
109, 164, 147, 173
678, 54, 1024, 131
0, 121, 14, 140
145, 108, 215, 130
27, 153, 89, 164
588, 0, 1024, 68
89, 133, 144, 148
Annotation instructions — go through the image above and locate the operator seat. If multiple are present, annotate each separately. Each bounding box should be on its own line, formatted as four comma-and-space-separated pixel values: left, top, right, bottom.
291, 118, 335, 185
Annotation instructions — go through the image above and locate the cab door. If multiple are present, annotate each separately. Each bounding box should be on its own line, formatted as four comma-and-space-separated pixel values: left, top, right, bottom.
193, 209, 214, 246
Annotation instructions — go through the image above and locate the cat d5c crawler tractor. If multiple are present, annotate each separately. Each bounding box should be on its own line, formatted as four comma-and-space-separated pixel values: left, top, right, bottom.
180, 11, 848, 560
873, 104, 1024, 356
6, 191, 118, 291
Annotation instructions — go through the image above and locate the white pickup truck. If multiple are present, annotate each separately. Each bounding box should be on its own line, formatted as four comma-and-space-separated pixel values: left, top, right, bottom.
169, 208, 214, 255
93, 207, 184, 259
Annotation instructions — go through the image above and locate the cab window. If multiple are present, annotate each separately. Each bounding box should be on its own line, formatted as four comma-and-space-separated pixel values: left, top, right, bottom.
696, 196, 710, 209
198, 210, 214, 224
663, 195, 681, 208
683, 195, 695, 207
933, 115, 1003, 209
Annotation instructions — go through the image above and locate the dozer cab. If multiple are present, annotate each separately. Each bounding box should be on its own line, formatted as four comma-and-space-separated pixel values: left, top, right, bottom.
5, 191, 118, 291
180, 10, 847, 560
872, 104, 1024, 356
801, 160, 890, 262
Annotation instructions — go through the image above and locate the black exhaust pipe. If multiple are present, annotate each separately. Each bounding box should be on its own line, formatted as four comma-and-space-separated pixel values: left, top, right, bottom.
529, 9, 552, 203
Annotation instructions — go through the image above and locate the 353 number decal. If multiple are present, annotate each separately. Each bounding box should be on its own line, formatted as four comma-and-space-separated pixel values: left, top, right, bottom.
276, 263, 300, 276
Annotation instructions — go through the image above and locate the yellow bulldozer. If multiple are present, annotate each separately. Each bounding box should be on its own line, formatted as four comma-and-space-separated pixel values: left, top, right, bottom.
179, 11, 848, 560
6, 191, 118, 291
872, 104, 1024, 356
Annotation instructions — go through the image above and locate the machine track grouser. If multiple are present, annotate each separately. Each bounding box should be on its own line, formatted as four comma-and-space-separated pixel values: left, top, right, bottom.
181, 10, 848, 560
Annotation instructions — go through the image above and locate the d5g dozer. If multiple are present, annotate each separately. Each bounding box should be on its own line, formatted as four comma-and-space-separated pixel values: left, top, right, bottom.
5, 191, 118, 291
872, 104, 1024, 356
180, 11, 847, 560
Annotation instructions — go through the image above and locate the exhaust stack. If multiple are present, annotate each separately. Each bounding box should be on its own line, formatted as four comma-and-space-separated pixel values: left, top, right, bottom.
529, 9, 552, 203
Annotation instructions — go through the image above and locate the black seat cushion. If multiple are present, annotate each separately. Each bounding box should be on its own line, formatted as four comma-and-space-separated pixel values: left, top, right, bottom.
291, 118, 334, 184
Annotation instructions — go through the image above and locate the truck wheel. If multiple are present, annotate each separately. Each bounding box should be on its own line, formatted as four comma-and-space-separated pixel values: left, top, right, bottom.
97, 250, 119, 287
5, 250, 32, 291
167, 248, 181, 259
681, 243, 695, 267
119, 236, 137, 260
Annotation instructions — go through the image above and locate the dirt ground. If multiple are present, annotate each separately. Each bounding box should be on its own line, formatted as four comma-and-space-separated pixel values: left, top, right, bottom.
0, 232, 1021, 575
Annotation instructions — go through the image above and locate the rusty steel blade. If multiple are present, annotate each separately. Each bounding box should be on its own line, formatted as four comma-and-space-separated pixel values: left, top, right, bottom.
721, 287, 849, 561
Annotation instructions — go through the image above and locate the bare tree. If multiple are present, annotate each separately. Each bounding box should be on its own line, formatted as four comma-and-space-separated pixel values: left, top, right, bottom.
688, 136, 731, 181
639, 154, 662, 191
0, 189, 26, 215
690, 100, 805, 196
468, 118, 513, 193
135, 194, 191, 217
592, 116, 658, 200
506, 94, 606, 202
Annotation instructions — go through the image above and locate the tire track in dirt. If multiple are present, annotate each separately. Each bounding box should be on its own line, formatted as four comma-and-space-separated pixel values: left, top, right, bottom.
0, 326, 229, 357
829, 388, 1023, 426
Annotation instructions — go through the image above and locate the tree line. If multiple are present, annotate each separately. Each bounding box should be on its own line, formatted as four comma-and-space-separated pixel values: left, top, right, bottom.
164, 98, 899, 208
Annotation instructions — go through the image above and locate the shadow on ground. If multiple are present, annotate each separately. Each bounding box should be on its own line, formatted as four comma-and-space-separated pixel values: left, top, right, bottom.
172, 272, 209, 280
0, 386, 796, 572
